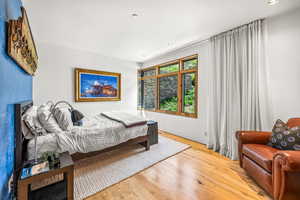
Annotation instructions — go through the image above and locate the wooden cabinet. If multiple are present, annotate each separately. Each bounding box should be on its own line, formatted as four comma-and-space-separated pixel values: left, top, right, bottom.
18, 152, 74, 200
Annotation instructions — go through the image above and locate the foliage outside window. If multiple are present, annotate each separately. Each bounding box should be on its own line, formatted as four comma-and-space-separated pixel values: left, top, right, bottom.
138, 55, 198, 118
183, 58, 197, 70
182, 73, 196, 114
159, 63, 179, 74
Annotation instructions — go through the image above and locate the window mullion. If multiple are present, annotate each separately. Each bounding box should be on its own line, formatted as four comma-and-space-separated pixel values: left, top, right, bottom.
141, 79, 144, 109
178, 59, 183, 113
155, 66, 159, 111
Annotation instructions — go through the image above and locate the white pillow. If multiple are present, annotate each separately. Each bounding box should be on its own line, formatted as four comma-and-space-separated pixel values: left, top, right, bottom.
37, 103, 63, 133
23, 106, 47, 138
53, 107, 73, 131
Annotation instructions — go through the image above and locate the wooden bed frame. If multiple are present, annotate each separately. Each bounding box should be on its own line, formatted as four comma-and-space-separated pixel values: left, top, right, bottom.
14, 101, 150, 197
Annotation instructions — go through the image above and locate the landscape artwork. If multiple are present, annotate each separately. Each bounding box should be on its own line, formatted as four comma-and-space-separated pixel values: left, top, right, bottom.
75, 68, 121, 102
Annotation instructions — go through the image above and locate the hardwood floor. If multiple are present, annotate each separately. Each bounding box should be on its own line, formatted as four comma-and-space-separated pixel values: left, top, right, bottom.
86, 131, 272, 200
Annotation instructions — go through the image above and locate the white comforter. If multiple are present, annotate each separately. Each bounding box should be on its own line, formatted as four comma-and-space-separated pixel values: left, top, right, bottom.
28, 114, 148, 159
101, 111, 147, 127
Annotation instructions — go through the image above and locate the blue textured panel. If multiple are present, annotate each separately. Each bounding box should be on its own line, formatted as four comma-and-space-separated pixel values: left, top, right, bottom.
0, 12, 32, 200
0, 0, 22, 21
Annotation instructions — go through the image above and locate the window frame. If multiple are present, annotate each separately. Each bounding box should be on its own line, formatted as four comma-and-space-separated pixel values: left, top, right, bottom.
138, 54, 198, 118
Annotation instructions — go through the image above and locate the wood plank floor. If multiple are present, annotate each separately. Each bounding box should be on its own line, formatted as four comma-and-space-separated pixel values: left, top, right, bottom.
86, 131, 272, 200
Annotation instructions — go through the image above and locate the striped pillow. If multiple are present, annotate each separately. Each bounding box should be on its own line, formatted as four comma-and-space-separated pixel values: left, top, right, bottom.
23, 106, 47, 138
21, 118, 34, 139
53, 107, 73, 131
37, 103, 63, 133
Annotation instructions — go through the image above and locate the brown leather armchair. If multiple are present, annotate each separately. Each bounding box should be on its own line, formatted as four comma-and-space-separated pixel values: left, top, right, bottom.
236, 118, 300, 200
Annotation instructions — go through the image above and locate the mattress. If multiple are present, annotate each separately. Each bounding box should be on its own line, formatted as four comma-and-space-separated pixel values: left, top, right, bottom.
27, 114, 148, 159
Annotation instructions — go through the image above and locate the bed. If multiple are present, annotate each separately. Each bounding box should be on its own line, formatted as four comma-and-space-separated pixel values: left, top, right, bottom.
27, 114, 148, 160
13, 101, 150, 196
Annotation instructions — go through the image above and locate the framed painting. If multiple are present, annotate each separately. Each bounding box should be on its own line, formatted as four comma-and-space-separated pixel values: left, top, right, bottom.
7, 7, 38, 75
75, 68, 121, 102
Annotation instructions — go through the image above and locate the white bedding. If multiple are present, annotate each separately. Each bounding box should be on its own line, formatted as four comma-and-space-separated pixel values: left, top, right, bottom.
28, 114, 148, 159
28, 133, 60, 160
101, 111, 147, 127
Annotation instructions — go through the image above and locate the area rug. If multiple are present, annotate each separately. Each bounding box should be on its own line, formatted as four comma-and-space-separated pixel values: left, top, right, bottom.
73, 136, 190, 200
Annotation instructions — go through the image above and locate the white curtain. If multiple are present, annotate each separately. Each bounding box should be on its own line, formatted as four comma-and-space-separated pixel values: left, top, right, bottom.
0, 0, 22, 21
207, 19, 272, 160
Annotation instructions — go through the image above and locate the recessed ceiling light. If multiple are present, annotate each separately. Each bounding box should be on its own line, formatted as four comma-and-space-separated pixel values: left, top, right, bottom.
132, 13, 138, 17
268, 0, 279, 6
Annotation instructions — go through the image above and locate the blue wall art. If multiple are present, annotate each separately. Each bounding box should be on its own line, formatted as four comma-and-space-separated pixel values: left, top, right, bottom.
75, 68, 121, 102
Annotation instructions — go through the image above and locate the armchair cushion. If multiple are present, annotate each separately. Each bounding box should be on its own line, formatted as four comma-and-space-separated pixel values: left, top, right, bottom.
236, 131, 272, 167
268, 119, 300, 151
243, 144, 278, 172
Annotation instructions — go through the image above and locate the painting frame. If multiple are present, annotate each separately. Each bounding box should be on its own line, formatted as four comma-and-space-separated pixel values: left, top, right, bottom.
7, 7, 38, 75
75, 68, 121, 102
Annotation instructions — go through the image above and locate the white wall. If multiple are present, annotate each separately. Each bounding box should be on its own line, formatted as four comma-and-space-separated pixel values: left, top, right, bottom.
142, 41, 210, 144
267, 8, 300, 122
33, 43, 139, 116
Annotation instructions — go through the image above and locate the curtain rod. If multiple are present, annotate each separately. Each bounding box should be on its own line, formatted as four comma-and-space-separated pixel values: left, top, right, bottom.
213, 18, 265, 38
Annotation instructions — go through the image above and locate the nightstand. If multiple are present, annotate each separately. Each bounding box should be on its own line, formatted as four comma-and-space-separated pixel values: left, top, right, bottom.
18, 152, 74, 200
147, 120, 158, 145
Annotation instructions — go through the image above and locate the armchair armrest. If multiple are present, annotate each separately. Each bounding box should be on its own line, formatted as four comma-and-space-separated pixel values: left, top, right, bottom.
236, 131, 271, 167
236, 131, 272, 144
274, 151, 300, 172
273, 151, 300, 200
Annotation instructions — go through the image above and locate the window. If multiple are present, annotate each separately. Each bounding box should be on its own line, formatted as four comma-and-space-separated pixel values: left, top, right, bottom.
137, 79, 142, 108
182, 73, 196, 114
159, 75, 178, 112
143, 69, 156, 77
183, 58, 197, 70
159, 63, 179, 74
138, 55, 198, 118
143, 78, 156, 110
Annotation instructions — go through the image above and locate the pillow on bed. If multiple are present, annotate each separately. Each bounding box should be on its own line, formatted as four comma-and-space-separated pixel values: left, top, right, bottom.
22, 116, 34, 139
23, 106, 47, 138
37, 103, 63, 133
53, 107, 73, 131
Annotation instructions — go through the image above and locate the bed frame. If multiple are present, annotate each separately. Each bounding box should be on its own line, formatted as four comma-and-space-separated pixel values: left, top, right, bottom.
14, 101, 33, 198
14, 101, 150, 197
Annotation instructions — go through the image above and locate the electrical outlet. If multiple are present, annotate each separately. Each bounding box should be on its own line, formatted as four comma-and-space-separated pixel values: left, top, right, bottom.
204, 132, 207, 136
8, 174, 13, 193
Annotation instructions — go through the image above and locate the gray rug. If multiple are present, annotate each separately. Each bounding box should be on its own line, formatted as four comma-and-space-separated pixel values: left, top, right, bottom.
74, 136, 190, 200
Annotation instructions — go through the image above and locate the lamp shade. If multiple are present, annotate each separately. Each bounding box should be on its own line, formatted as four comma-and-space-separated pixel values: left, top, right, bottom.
71, 109, 84, 123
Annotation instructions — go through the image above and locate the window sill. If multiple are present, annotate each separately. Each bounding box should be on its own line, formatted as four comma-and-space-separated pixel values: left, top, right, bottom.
138, 108, 197, 119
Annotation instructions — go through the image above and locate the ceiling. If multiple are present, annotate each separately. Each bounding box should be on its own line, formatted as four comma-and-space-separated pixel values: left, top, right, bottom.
23, 0, 300, 62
